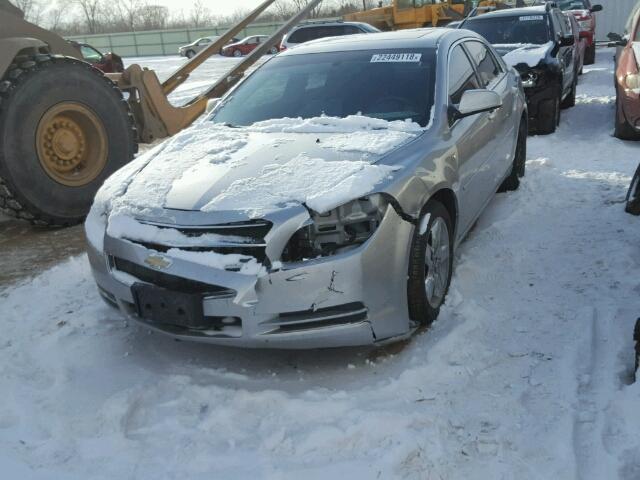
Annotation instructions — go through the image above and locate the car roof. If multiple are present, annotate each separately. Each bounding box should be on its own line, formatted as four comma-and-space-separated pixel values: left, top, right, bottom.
281, 28, 483, 56
293, 21, 372, 29
467, 4, 548, 19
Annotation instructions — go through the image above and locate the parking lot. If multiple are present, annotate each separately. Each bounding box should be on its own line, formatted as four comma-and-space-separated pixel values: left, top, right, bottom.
1, 50, 640, 478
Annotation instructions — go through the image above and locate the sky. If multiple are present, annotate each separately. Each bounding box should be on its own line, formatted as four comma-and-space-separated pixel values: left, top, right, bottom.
153, 0, 267, 17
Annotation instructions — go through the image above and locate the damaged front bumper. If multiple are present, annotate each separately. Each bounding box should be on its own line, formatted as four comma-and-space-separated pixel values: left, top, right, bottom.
87, 205, 417, 349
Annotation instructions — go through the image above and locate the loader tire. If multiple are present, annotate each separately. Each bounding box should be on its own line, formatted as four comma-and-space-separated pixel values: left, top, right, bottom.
0, 54, 137, 227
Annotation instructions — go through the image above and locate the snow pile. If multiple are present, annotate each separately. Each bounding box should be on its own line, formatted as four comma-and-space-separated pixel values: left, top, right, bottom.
500, 41, 554, 68
109, 123, 249, 215
246, 114, 423, 134
201, 154, 399, 216
165, 249, 264, 276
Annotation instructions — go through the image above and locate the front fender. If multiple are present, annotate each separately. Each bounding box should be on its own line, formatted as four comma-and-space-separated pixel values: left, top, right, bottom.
0, 37, 47, 78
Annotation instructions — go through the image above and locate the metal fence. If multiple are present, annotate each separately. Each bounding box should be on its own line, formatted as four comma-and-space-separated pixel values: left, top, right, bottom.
595, 0, 638, 40
66, 22, 285, 57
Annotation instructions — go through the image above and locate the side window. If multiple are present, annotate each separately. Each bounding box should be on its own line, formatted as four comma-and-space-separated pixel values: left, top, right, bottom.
397, 0, 414, 9
81, 45, 102, 62
288, 28, 308, 44
200, 38, 211, 45
448, 44, 481, 105
342, 25, 362, 35
465, 41, 501, 87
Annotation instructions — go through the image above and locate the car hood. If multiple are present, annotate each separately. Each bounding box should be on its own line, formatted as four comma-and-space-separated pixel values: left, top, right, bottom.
98, 116, 424, 220
494, 41, 554, 68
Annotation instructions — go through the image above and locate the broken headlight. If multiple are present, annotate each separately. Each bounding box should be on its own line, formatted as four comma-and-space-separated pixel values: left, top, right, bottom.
282, 195, 389, 262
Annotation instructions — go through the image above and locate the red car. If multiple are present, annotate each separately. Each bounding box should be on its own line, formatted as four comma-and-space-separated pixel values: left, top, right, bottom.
557, 0, 603, 65
612, 2, 640, 140
221, 35, 278, 57
69, 41, 124, 73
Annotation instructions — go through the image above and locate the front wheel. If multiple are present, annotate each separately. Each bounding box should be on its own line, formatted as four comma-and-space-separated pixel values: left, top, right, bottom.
615, 94, 640, 140
625, 164, 640, 215
499, 119, 527, 192
407, 201, 454, 326
269, 47, 279, 55
233, 49, 242, 57
186, 49, 196, 59
584, 44, 596, 65
537, 93, 560, 135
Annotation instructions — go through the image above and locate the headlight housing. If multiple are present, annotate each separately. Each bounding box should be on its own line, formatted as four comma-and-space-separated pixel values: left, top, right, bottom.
521, 71, 539, 88
282, 194, 389, 262
624, 73, 640, 91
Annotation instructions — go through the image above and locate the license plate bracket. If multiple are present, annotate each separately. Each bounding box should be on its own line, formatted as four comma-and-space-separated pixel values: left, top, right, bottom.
132, 283, 205, 328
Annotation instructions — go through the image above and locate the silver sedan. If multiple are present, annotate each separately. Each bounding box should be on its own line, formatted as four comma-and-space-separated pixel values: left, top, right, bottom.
86, 28, 527, 349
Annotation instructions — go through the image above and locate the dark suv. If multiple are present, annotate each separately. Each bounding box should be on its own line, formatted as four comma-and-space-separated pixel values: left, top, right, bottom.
280, 21, 379, 51
460, 3, 577, 134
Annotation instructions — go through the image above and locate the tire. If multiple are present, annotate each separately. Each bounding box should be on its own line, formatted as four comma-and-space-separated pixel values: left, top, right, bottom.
407, 200, 454, 326
561, 76, 577, 109
614, 93, 640, 140
537, 91, 560, 135
634, 318, 640, 379
186, 50, 196, 59
584, 44, 596, 65
233, 49, 242, 57
269, 47, 279, 55
498, 119, 527, 192
0, 55, 137, 227
625, 164, 640, 215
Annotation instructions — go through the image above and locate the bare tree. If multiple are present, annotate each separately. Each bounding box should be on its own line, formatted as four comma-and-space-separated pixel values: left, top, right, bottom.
12, 0, 47, 23
189, 0, 211, 28
75, 0, 103, 33
113, 0, 144, 31
138, 4, 169, 30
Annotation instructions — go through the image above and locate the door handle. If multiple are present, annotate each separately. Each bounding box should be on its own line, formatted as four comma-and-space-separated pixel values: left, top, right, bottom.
488, 109, 498, 121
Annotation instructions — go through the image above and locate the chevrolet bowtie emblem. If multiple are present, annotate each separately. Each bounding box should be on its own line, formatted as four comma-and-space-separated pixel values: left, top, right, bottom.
144, 254, 173, 270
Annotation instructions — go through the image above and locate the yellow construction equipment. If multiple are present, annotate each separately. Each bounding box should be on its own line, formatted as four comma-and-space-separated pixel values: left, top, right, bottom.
344, 0, 469, 30
0, 0, 321, 225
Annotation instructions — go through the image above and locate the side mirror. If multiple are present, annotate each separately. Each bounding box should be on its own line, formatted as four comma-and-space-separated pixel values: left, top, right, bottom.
206, 98, 221, 114
590, 4, 602, 13
559, 35, 575, 46
450, 90, 502, 123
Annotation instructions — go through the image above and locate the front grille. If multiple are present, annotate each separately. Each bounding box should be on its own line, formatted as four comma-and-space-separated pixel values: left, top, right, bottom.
126, 219, 272, 263
112, 257, 233, 296
132, 241, 268, 263
138, 219, 272, 240
265, 302, 368, 333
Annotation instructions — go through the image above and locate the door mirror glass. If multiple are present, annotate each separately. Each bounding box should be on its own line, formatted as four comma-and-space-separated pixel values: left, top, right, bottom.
451, 89, 502, 122
559, 35, 575, 46
590, 4, 603, 13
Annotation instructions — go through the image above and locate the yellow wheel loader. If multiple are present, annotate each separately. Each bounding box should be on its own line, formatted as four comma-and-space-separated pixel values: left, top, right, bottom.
0, 0, 321, 226
343, 0, 469, 30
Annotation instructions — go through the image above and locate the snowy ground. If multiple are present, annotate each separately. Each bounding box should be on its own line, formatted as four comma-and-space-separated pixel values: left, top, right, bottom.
2, 49, 640, 479
125, 55, 268, 106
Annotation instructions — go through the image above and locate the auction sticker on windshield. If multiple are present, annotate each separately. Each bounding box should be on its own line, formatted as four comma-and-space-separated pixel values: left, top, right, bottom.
371, 53, 422, 63
519, 15, 544, 21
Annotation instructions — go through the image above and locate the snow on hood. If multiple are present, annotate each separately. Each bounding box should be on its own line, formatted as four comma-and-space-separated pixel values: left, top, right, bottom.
97, 115, 421, 220
497, 41, 554, 68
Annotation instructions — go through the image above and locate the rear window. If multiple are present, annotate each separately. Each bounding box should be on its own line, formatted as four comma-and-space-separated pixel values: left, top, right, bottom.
288, 25, 366, 44
212, 49, 436, 127
464, 14, 551, 45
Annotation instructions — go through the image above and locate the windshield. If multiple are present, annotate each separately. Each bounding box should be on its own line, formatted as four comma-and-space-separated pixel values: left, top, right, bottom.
557, 0, 589, 11
212, 49, 436, 127
464, 15, 551, 45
